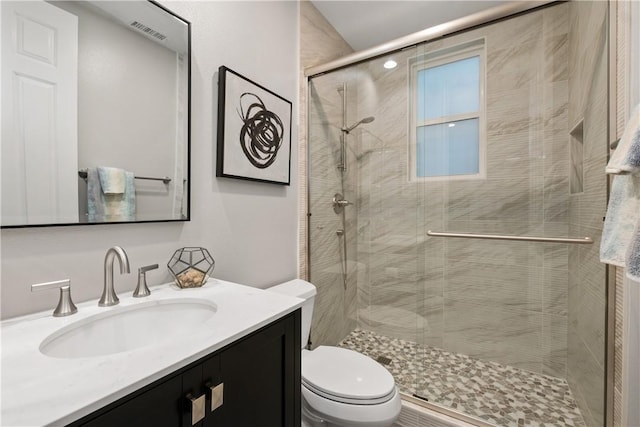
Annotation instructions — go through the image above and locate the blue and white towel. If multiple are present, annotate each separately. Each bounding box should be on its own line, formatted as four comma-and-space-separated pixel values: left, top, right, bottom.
626, 221, 640, 281
606, 104, 640, 174
97, 166, 126, 194
600, 174, 640, 266
87, 167, 136, 222
600, 104, 640, 278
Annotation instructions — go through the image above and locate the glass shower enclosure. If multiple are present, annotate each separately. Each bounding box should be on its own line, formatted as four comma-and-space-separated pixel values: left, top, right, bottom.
307, 2, 609, 426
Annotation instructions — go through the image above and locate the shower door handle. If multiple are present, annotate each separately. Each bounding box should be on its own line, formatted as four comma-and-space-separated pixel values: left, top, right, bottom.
427, 230, 593, 244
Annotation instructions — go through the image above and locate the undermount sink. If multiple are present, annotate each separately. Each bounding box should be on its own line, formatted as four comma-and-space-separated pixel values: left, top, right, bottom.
40, 299, 217, 359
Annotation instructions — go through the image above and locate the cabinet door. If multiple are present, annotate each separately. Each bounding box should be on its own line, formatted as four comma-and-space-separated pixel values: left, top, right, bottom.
71, 310, 300, 427
181, 364, 205, 427
80, 376, 182, 427
213, 311, 300, 427
201, 355, 222, 425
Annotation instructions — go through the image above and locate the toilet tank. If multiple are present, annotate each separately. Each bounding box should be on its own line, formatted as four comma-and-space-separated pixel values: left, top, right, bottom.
267, 279, 316, 349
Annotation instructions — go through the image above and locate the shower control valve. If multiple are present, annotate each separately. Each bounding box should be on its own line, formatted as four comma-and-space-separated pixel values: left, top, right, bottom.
332, 193, 353, 214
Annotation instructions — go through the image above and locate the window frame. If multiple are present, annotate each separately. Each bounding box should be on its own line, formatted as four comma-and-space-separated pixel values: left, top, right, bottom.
408, 38, 487, 182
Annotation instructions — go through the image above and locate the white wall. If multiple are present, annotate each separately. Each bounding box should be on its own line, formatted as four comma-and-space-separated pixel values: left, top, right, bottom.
55, 1, 180, 220
0, 0, 300, 319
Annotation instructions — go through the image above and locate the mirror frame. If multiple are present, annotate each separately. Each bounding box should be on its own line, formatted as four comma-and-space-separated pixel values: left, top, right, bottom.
1, 0, 191, 229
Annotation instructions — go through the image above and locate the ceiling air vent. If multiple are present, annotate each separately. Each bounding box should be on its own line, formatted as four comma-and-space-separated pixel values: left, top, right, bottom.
130, 21, 167, 41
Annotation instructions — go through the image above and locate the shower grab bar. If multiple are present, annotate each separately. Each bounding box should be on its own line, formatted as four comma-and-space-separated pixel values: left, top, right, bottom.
78, 169, 171, 184
426, 230, 593, 244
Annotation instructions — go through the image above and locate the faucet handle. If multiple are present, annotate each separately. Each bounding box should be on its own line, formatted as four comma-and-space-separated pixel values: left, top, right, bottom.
133, 264, 158, 298
140, 264, 159, 274
31, 279, 78, 317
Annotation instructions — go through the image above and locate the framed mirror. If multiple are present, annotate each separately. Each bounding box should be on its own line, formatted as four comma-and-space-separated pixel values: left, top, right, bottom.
1, 0, 190, 228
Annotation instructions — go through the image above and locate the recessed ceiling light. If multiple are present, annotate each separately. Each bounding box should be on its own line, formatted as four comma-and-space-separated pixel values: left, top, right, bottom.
383, 59, 397, 69
448, 123, 456, 127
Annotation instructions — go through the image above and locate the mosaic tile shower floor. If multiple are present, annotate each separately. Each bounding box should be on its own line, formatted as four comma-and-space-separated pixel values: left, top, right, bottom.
338, 329, 586, 427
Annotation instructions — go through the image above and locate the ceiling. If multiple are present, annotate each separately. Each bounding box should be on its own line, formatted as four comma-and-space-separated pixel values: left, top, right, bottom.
309, 1, 511, 52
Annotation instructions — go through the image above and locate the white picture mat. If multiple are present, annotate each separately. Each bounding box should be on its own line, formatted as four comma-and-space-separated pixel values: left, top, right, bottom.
221, 70, 291, 184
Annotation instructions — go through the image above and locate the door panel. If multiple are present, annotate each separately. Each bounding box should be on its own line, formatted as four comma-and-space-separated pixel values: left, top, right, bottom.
1, 1, 79, 225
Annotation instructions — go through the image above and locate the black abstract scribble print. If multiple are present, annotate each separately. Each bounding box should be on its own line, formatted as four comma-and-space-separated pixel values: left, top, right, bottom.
238, 92, 284, 169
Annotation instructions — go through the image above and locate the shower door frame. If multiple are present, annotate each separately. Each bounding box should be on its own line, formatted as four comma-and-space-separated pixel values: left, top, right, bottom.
304, 2, 614, 426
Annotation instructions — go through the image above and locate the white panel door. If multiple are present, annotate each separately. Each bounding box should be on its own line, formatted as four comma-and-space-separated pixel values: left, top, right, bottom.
1, 1, 78, 225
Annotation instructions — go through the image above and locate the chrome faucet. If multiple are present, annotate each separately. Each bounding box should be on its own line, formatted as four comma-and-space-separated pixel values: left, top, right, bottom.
99, 246, 130, 307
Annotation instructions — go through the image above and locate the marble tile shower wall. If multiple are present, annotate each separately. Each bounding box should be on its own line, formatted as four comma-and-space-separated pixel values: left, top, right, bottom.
299, 0, 354, 282
354, 4, 572, 377
302, 0, 360, 349
566, 2, 608, 426
308, 71, 359, 348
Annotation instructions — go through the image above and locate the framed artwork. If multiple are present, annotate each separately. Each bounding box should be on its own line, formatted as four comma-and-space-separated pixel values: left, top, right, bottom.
216, 66, 292, 185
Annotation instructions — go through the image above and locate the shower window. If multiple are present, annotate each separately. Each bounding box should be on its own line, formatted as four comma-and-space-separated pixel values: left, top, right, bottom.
409, 39, 486, 181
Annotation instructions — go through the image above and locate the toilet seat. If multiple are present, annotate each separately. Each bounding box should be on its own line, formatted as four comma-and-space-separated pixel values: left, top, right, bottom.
302, 382, 402, 427
302, 346, 396, 405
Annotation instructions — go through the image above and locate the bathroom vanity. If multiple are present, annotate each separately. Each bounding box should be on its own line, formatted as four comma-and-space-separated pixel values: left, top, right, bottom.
1, 280, 302, 426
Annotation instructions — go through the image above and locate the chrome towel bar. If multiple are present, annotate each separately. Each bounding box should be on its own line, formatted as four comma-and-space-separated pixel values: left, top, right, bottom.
426, 230, 593, 244
78, 169, 171, 184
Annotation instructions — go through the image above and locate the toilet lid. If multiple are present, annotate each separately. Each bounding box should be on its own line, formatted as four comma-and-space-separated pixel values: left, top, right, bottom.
302, 346, 396, 404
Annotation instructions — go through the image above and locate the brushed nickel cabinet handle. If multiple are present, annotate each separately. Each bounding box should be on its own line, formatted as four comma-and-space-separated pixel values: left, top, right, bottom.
186, 393, 205, 425
207, 382, 224, 412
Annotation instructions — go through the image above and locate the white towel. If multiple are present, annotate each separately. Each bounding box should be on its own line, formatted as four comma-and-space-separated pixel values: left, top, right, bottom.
601, 104, 640, 268
97, 166, 126, 194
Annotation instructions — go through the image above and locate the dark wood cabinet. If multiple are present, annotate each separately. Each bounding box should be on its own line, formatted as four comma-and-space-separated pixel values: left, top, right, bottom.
77, 376, 183, 427
70, 309, 301, 427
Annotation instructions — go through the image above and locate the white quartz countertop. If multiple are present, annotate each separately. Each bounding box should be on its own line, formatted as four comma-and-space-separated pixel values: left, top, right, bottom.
1, 279, 303, 426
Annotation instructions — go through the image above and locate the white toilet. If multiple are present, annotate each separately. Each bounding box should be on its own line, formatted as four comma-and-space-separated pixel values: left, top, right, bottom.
268, 279, 402, 427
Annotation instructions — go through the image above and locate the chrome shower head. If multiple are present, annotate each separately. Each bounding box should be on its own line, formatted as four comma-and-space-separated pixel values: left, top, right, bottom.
342, 116, 375, 133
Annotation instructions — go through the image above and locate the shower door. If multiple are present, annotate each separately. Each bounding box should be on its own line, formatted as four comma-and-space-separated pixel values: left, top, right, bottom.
307, 55, 423, 354
413, 3, 608, 426
307, 2, 608, 426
